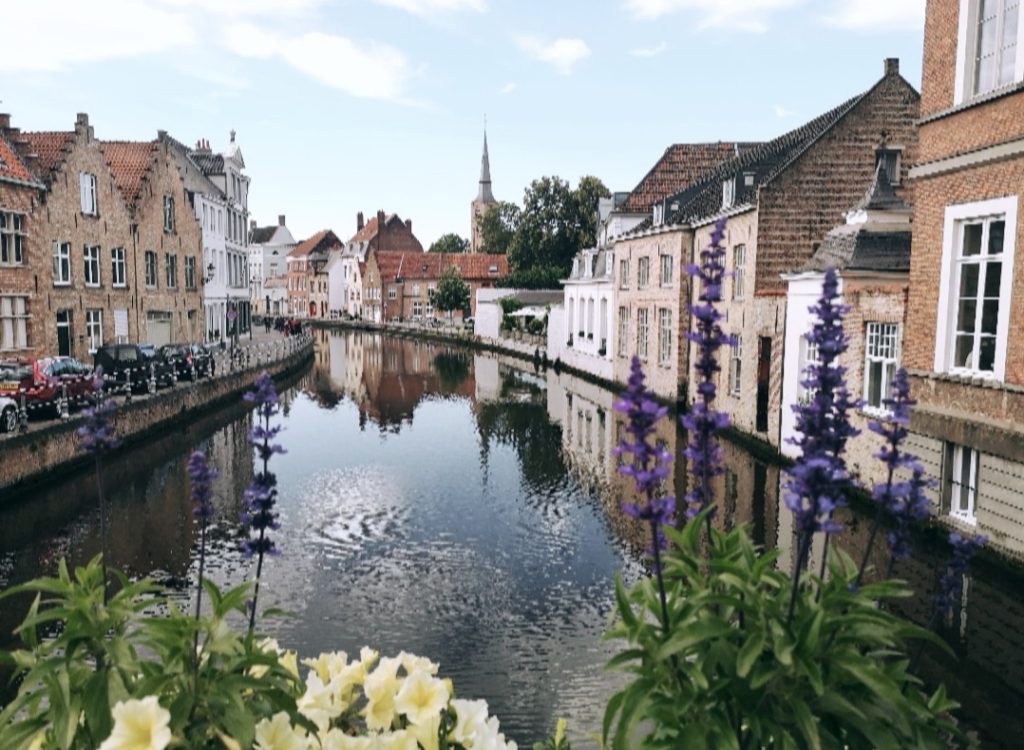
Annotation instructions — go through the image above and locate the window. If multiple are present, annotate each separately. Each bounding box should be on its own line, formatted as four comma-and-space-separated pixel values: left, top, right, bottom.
638, 256, 650, 287
875, 148, 902, 185
185, 256, 196, 290
52, 241, 71, 285
0, 296, 29, 351
0, 211, 25, 265
619, 259, 629, 289
388, 288, 397, 300
733, 244, 746, 300
86, 309, 102, 354
412, 301, 423, 319
864, 322, 900, 412
412, 284, 421, 297
660, 254, 673, 286
163, 196, 175, 232
945, 443, 979, 524
111, 247, 126, 287
637, 307, 649, 360
658, 307, 672, 365
84, 245, 101, 287
145, 251, 158, 288
618, 306, 629, 357
79, 172, 97, 215
729, 335, 743, 395
722, 178, 735, 209
967, 0, 1021, 97
937, 198, 1016, 378
798, 334, 820, 402
165, 254, 177, 288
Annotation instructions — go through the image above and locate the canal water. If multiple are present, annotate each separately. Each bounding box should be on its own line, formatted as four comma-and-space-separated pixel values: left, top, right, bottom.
1, 328, 1023, 748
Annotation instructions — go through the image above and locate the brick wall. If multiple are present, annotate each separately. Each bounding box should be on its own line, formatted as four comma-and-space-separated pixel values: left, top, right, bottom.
920, 0, 958, 117
0, 180, 43, 356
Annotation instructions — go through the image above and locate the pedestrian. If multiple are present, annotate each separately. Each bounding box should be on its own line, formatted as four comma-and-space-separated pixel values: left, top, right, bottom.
265, 316, 271, 334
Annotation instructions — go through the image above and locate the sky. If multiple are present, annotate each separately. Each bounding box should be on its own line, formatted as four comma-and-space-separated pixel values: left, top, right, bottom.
1, 0, 926, 248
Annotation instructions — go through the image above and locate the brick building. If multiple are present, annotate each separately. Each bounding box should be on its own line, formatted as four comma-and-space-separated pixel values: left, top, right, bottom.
0, 120, 46, 357
288, 229, 342, 318
672, 59, 918, 445
903, 0, 1024, 557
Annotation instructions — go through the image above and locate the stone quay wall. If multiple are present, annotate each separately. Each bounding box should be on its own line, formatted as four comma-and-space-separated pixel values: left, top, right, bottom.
0, 337, 313, 496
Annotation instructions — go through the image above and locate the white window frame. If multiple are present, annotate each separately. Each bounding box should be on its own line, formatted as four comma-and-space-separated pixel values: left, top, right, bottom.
86, 309, 103, 354
660, 254, 673, 287
729, 335, 743, 395
165, 253, 177, 289
145, 250, 158, 288
0, 211, 25, 266
658, 307, 672, 365
733, 244, 746, 300
185, 256, 196, 290
79, 172, 98, 215
619, 259, 629, 289
955, 0, 1024, 104
0, 295, 29, 351
111, 247, 126, 288
863, 322, 901, 414
638, 256, 650, 288
163, 196, 175, 233
722, 179, 735, 209
52, 241, 71, 285
637, 307, 649, 360
934, 196, 1017, 380
388, 288, 397, 300
946, 443, 980, 525
798, 333, 820, 403
84, 245, 101, 287
618, 306, 629, 357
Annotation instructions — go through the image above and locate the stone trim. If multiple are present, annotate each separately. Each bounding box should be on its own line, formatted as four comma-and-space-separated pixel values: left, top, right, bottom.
908, 137, 1024, 179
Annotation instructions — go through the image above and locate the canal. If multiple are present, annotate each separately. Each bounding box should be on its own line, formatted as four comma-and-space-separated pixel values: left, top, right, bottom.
2, 328, 1023, 748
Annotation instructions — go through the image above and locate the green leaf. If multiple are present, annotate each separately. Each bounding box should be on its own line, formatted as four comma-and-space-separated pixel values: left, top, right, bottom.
736, 631, 763, 679
790, 697, 820, 750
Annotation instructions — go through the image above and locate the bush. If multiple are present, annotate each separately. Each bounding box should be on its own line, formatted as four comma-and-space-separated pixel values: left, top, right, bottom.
527, 317, 545, 336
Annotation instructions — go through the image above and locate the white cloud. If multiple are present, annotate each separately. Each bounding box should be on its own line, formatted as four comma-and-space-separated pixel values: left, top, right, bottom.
225, 23, 415, 102
623, 0, 805, 32
499, 82, 518, 94
822, 0, 925, 31
773, 104, 797, 117
630, 41, 667, 57
0, 0, 195, 72
518, 36, 591, 75
157, 0, 325, 16
373, 0, 486, 14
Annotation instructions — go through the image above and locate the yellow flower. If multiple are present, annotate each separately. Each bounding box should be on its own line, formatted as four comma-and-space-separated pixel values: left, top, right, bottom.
363, 690, 397, 733
297, 673, 341, 733
280, 649, 300, 678
394, 669, 449, 727
253, 712, 310, 750
397, 651, 438, 676
450, 698, 489, 745
318, 728, 371, 750
302, 650, 349, 683
380, 729, 420, 750
98, 696, 172, 750
405, 712, 440, 750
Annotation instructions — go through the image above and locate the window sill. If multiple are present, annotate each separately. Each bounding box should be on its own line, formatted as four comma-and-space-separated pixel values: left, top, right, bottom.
85, 284, 101, 289
53, 282, 72, 288
948, 512, 978, 527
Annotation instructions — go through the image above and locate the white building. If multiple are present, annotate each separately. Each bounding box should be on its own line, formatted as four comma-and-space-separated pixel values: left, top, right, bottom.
333, 239, 370, 318
249, 214, 296, 315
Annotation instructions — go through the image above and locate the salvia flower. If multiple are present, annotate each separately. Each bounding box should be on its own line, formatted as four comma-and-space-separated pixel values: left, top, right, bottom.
187, 450, 218, 524
784, 268, 859, 543
681, 218, 732, 520
886, 466, 933, 566
933, 532, 987, 618
76, 367, 121, 456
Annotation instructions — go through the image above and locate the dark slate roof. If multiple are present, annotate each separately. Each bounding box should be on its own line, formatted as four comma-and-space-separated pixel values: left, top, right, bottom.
189, 151, 224, 175
250, 226, 278, 244
853, 161, 909, 212
664, 91, 867, 225
504, 290, 564, 306
803, 224, 911, 273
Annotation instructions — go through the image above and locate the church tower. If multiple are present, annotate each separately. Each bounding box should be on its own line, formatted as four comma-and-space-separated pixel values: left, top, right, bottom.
470, 129, 496, 252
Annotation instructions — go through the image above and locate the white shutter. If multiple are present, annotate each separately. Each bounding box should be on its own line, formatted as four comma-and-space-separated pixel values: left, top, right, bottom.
114, 309, 129, 343
79, 173, 89, 213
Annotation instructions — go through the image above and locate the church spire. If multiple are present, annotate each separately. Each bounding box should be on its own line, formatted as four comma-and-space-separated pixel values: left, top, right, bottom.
477, 128, 495, 204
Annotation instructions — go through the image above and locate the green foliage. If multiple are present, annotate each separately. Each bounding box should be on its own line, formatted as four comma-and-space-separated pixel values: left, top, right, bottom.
431, 265, 471, 315
603, 514, 969, 750
533, 718, 571, 750
428, 233, 469, 254
478, 201, 520, 255
527, 317, 546, 336
0, 556, 301, 750
494, 265, 565, 290
499, 298, 523, 331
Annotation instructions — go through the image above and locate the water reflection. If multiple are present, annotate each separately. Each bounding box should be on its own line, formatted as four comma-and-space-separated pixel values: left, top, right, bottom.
2, 329, 1022, 748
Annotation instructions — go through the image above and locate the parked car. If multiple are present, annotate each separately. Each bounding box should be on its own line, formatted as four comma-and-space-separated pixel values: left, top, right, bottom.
0, 395, 17, 432
159, 343, 215, 381
94, 344, 176, 394
0, 357, 95, 417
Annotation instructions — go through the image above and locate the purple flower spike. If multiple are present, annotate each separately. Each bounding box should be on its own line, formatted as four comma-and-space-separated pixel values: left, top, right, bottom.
681, 217, 732, 521
188, 451, 218, 524
934, 532, 987, 617
76, 366, 121, 456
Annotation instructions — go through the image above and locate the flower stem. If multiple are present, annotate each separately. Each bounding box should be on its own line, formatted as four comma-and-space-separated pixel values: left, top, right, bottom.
94, 455, 108, 606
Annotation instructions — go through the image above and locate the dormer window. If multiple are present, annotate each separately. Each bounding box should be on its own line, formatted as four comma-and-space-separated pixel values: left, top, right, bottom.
488, 264, 498, 274
722, 179, 735, 210
875, 147, 902, 185
653, 204, 664, 226
743, 171, 756, 187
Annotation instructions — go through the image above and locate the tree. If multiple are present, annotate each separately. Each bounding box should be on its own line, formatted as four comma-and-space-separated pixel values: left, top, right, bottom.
428, 233, 469, 254
430, 264, 471, 318
478, 201, 520, 255
573, 174, 612, 249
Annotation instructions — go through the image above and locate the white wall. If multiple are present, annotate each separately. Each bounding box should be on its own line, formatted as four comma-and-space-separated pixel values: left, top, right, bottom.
474, 288, 516, 340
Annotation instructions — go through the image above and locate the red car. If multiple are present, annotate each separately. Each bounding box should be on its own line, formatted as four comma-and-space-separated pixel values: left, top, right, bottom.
0, 356, 95, 419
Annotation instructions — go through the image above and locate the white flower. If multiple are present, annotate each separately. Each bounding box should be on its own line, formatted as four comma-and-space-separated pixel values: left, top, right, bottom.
302, 650, 349, 683
397, 651, 439, 676
394, 669, 449, 727
98, 696, 172, 750
253, 711, 311, 750
472, 715, 517, 750
450, 698, 490, 745
319, 729, 371, 750
297, 672, 342, 733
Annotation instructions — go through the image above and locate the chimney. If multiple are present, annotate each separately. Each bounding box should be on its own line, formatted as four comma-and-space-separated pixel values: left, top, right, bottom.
357, 211, 364, 231
76, 113, 89, 127
278, 214, 286, 226
377, 210, 385, 228
250, 219, 257, 231
884, 58, 899, 76
0, 114, 9, 130
157, 129, 167, 141
405, 218, 412, 232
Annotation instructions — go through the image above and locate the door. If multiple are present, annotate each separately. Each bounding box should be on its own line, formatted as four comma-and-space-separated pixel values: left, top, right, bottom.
146, 311, 172, 346
756, 336, 771, 433
56, 311, 72, 356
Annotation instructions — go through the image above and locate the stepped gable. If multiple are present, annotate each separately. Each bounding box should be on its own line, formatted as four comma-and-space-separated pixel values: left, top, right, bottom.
665, 92, 868, 225
20, 131, 74, 183
620, 142, 761, 213
99, 140, 158, 207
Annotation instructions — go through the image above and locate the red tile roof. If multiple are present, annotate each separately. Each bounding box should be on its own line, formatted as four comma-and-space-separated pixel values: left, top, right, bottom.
99, 140, 157, 207
620, 142, 761, 213
20, 131, 74, 181
375, 251, 508, 282
350, 216, 381, 243
0, 134, 37, 185
289, 229, 342, 258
